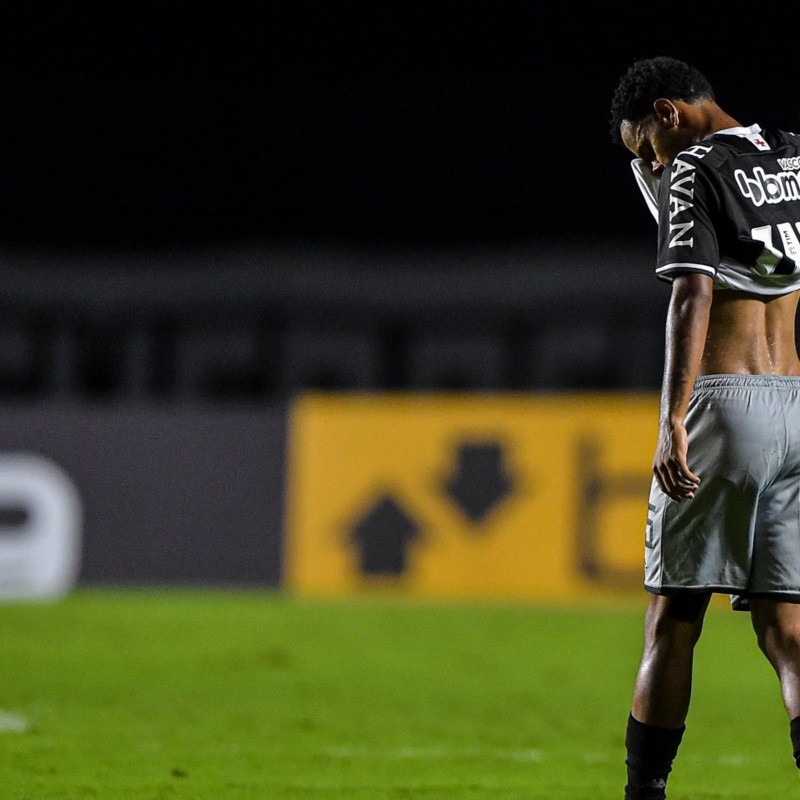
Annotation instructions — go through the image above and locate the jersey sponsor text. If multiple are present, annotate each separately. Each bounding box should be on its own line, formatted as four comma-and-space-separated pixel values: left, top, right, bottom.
667, 146, 713, 249
735, 166, 800, 207
668, 159, 695, 247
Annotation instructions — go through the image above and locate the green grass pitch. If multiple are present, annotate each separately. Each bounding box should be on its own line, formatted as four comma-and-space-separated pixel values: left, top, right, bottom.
0, 589, 796, 799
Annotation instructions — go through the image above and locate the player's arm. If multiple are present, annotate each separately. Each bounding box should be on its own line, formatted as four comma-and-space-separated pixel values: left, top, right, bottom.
653, 272, 712, 501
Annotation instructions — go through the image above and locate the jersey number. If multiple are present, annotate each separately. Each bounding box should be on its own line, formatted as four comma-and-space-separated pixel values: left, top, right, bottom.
752, 223, 800, 273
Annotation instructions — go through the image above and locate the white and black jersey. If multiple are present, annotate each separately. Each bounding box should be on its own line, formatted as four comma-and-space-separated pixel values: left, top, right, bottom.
631, 124, 800, 296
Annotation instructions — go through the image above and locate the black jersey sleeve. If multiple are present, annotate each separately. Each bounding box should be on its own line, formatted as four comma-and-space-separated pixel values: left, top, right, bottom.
655, 146, 721, 283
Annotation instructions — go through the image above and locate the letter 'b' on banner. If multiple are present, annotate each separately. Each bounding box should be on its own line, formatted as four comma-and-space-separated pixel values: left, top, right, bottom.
0, 453, 83, 600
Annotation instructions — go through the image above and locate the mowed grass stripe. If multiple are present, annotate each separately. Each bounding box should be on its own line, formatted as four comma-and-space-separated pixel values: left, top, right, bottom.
0, 589, 794, 799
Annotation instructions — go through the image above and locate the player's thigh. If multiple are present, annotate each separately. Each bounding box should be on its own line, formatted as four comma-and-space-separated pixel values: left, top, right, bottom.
752, 470, 800, 593
644, 593, 712, 644
749, 597, 800, 655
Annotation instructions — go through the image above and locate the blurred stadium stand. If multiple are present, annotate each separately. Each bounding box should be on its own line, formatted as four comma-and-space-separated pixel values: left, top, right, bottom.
0, 238, 667, 400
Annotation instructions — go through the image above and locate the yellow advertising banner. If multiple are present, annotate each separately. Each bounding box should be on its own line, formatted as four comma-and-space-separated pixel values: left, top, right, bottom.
285, 394, 661, 603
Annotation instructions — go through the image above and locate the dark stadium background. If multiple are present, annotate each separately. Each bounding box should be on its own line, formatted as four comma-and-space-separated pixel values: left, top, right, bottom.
0, 4, 793, 251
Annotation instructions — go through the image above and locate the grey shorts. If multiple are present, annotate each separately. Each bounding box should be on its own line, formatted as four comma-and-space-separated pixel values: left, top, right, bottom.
645, 374, 800, 610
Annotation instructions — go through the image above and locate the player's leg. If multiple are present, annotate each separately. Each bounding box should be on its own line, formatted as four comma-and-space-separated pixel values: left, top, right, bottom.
749, 598, 800, 768
632, 592, 711, 725
625, 592, 711, 800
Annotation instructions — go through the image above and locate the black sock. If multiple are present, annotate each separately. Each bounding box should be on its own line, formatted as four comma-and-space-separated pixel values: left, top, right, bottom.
624, 713, 685, 800
789, 716, 800, 768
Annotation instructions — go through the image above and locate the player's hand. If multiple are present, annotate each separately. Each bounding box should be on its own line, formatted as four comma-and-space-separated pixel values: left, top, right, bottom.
652, 421, 700, 501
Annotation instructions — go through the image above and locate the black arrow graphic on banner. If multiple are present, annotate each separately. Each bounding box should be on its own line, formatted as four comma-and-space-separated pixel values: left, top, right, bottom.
349, 493, 421, 576
443, 441, 514, 525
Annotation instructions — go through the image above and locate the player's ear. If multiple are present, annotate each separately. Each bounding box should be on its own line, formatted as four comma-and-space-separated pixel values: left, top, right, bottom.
653, 98, 679, 128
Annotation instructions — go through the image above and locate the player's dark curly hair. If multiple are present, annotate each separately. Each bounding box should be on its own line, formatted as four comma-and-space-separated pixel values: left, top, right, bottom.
609, 56, 715, 144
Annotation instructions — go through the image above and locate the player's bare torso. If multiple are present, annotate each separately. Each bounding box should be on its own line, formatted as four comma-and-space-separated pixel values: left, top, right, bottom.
703, 289, 800, 375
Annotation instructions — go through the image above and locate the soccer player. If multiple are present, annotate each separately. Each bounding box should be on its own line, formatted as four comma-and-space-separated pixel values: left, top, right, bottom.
610, 56, 800, 799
